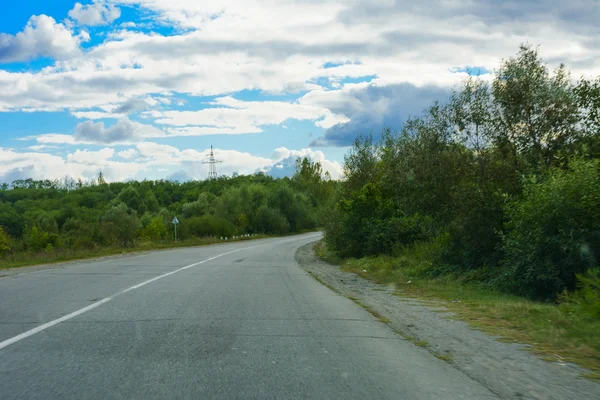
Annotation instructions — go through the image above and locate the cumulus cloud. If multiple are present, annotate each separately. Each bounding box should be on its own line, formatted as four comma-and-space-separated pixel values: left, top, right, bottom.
112, 97, 150, 114
117, 148, 138, 160
74, 117, 165, 144
0, 142, 344, 184
69, 2, 121, 26
154, 96, 347, 135
265, 147, 343, 179
66, 148, 115, 165
304, 82, 450, 146
0, 15, 82, 63
0, 147, 142, 183
2, 0, 598, 113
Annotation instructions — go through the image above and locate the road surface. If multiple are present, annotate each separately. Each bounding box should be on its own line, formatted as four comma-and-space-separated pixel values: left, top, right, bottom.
0, 233, 497, 399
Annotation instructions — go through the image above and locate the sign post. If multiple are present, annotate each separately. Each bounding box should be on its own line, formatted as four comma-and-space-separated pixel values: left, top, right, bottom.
172, 216, 179, 242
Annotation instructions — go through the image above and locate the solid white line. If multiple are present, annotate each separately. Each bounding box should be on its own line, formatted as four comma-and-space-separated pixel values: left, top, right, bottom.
0, 241, 273, 351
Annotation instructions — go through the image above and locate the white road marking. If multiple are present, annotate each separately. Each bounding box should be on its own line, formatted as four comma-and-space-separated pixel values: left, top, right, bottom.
0, 238, 310, 351
0, 298, 112, 351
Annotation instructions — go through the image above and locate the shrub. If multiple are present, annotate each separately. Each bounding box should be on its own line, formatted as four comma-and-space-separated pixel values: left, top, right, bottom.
0, 226, 10, 256
560, 269, 600, 320
23, 226, 59, 252
252, 205, 290, 234
183, 215, 235, 238
500, 159, 600, 299
181, 196, 209, 218
102, 203, 140, 247
140, 216, 169, 241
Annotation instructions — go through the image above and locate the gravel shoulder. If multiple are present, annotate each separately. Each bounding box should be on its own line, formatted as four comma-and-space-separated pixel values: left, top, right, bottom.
296, 242, 600, 400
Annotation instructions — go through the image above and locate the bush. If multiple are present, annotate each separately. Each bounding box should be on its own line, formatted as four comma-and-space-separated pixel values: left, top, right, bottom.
365, 214, 433, 256
443, 184, 505, 270
102, 203, 140, 247
23, 226, 59, 252
560, 269, 600, 320
182, 215, 235, 238
252, 205, 290, 234
500, 159, 600, 299
0, 226, 10, 256
181, 195, 210, 218
140, 216, 169, 241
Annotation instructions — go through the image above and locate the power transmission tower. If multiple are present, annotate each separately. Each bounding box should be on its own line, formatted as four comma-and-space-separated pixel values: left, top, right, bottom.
203, 145, 223, 180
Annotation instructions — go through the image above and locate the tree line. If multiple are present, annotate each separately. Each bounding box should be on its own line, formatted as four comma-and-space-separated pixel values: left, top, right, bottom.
0, 158, 335, 261
323, 45, 600, 300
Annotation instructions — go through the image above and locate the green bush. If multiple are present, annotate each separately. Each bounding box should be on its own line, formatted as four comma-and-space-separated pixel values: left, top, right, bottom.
500, 159, 600, 299
181, 196, 210, 218
560, 269, 600, 320
183, 215, 235, 238
23, 226, 59, 252
443, 184, 505, 270
102, 203, 140, 247
252, 205, 290, 234
0, 226, 10, 256
140, 216, 169, 241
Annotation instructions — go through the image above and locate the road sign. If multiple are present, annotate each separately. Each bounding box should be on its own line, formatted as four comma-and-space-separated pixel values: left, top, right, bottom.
172, 216, 179, 242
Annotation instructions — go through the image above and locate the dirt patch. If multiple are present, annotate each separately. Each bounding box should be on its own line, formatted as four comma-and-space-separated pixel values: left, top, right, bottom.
296, 242, 600, 400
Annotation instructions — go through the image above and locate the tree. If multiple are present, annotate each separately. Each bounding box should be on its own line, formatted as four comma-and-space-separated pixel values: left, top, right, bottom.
500, 158, 600, 299
102, 203, 140, 247
0, 226, 10, 256
574, 77, 600, 136
97, 172, 107, 185
140, 216, 168, 241
118, 187, 141, 212
492, 45, 580, 169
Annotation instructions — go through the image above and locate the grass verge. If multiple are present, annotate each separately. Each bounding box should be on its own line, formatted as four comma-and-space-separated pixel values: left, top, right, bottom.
314, 241, 600, 379
0, 234, 272, 270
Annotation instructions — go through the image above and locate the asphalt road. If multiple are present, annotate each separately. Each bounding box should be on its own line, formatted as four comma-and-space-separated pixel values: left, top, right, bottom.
0, 233, 498, 399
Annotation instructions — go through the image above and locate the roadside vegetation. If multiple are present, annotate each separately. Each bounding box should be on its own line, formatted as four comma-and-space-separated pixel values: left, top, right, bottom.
0, 158, 334, 268
320, 45, 600, 375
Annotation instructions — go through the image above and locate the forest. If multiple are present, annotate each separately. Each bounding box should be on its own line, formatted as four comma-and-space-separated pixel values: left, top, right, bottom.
0, 158, 335, 266
323, 45, 600, 302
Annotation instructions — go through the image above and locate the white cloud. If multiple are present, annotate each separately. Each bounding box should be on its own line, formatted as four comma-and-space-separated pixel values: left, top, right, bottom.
69, 2, 121, 26
302, 82, 451, 146
2, 0, 598, 118
0, 15, 82, 63
71, 111, 122, 120
267, 147, 343, 179
67, 148, 115, 165
154, 96, 348, 134
0, 147, 143, 183
111, 97, 152, 114
0, 142, 344, 184
74, 117, 165, 144
117, 148, 138, 160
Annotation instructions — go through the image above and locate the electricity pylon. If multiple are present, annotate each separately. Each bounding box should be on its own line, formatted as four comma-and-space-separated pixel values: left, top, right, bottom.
203, 145, 223, 180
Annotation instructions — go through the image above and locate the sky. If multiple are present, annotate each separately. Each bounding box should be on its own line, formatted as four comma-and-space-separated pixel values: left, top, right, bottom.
1, 0, 599, 183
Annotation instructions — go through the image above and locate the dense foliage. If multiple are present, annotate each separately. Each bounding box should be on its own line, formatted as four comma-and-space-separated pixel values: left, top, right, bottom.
0, 158, 334, 263
323, 45, 600, 300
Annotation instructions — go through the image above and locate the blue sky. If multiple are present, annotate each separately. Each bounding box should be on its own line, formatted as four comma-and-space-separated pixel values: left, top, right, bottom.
1, 0, 599, 183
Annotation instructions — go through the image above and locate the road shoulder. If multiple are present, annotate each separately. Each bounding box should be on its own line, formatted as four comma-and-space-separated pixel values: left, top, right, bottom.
296, 242, 600, 400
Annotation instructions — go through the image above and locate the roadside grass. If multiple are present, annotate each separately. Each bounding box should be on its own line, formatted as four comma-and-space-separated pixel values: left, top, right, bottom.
0, 234, 271, 270
314, 241, 600, 379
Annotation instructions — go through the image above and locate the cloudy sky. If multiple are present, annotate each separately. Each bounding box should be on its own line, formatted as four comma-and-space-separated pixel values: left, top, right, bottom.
1, 0, 599, 183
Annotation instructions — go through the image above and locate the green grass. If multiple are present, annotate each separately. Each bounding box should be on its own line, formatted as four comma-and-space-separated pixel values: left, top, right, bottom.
0, 234, 271, 270
314, 241, 600, 377
432, 352, 454, 362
